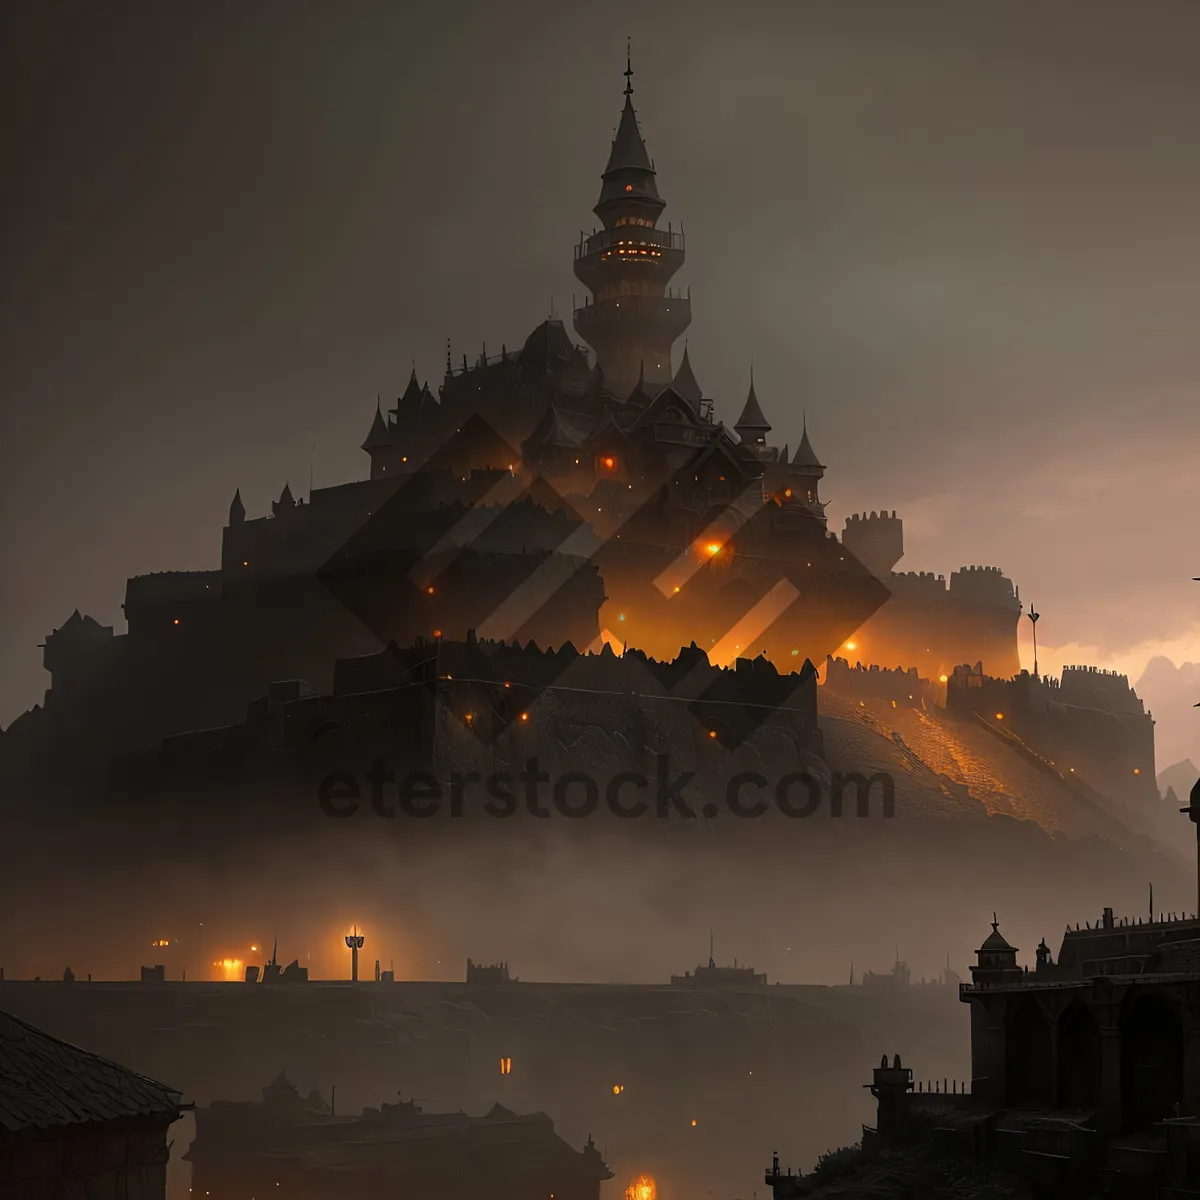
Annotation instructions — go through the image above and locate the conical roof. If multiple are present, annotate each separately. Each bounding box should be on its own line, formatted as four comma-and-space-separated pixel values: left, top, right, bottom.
978, 917, 1016, 953
394, 368, 424, 418
672, 343, 702, 405
361, 403, 391, 451
594, 58, 665, 220
735, 372, 770, 433
605, 95, 653, 174
792, 421, 824, 469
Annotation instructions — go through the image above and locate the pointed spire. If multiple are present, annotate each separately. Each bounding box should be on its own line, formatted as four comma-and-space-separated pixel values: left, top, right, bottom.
362, 400, 391, 451
624, 359, 652, 408
735, 368, 770, 433
279, 482, 294, 507
229, 487, 245, 525
624, 38, 634, 97
594, 50, 662, 223
672, 341, 702, 405
791, 417, 824, 469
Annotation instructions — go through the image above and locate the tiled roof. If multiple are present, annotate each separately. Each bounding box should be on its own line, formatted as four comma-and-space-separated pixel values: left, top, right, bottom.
0, 1009, 183, 1133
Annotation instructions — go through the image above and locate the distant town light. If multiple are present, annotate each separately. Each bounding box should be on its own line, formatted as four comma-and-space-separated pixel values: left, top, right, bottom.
427, 586, 435, 595
173, 618, 180, 625
939, 674, 949, 683
520, 712, 529, 722
845, 641, 856, 651
995, 713, 1004, 720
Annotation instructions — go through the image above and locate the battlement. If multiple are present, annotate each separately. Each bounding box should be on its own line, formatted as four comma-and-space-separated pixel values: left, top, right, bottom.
946, 663, 1156, 802
822, 655, 938, 709
844, 510, 900, 525
947, 565, 1020, 609
841, 510, 904, 578
466, 959, 516, 985
1059, 665, 1145, 715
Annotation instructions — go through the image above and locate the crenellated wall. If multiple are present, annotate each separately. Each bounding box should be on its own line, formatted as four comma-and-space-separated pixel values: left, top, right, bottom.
946, 664, 1157, 802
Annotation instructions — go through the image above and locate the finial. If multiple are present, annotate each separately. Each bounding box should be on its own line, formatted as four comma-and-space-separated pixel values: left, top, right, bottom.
991, 912, 998, 933
624, 39, 633, 98
446, 338, 451, 374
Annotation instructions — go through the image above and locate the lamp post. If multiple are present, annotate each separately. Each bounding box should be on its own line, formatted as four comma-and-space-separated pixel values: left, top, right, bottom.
1027, 606, 1040, 678
345, 926, 365, 983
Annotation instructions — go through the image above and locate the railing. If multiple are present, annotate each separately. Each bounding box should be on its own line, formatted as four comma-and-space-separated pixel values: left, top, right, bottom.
573, 292, 692, 325
575, 226, 685, 259
573, 286, 689, 308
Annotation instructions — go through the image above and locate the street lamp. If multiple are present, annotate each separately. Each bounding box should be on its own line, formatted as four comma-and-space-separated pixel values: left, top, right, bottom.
345, 926, 365, 983
1027, 605, 1040, 678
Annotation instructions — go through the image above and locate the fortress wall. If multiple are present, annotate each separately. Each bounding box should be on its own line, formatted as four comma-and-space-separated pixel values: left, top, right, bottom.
821, 656, 939, 710
946, 666, 1157, 802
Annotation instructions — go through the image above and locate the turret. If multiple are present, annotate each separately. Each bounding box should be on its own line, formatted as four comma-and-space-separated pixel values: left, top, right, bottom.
573, 49, 690, 397
969, 915, 1022, 986
228, 488, 245, 526
734, 369, 770, 448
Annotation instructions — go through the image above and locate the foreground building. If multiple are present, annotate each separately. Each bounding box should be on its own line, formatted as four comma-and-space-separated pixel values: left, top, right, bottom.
0, 1009, 184, 1198
822, 775, 1200, 1197
184, 1072, 613, 1200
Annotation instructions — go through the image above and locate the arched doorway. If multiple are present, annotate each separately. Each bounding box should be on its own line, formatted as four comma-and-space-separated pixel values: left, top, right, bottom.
1057, 1001, 1101, 1111
1121, 994, 1183, 1129
1006, 997, 1053, 1107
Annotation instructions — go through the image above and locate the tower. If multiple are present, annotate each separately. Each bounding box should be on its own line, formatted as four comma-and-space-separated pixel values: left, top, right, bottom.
573, 48, 690, 398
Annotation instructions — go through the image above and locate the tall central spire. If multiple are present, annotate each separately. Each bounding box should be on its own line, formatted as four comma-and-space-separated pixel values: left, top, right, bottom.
572, 50, 691, 399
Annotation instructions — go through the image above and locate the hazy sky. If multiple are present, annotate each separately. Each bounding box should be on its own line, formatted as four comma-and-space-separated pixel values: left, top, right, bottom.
3, 0, 1199, 746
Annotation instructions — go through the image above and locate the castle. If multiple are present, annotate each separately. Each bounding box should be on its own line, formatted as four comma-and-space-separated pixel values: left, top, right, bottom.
2, 56, 1027, 782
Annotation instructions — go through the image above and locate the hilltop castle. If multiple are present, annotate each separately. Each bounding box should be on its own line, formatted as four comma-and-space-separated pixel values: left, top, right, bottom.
4, 58, 1025, 776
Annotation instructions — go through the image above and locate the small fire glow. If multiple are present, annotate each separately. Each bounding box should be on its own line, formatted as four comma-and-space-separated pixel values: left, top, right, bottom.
704, 542, 722, 556
625, 1175, 656, 1200
213, 958, 244, 981
845, 641, 857, 651
939, 674, 949, 683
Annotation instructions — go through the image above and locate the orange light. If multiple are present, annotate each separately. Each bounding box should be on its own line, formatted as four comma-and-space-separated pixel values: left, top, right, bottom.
939, 674, 949, 683
603, 456, 615, 469
433, 629, 442, 639
708, 730, 717, 739
845, 641, 856, 651
995, 713, 1004, 720
242, 560, 248, 567
625, 1175, 655, 1200
625, 184, 633, 192
784, 488, 792, 498
705, 542, 722, 556
173, 618, 180, 625
427, 585, 435, 595
520, 712, 529, 722
612, 1084, 624, 1094
690, 1118, 698, 1126
1134, 768, 1140, 774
